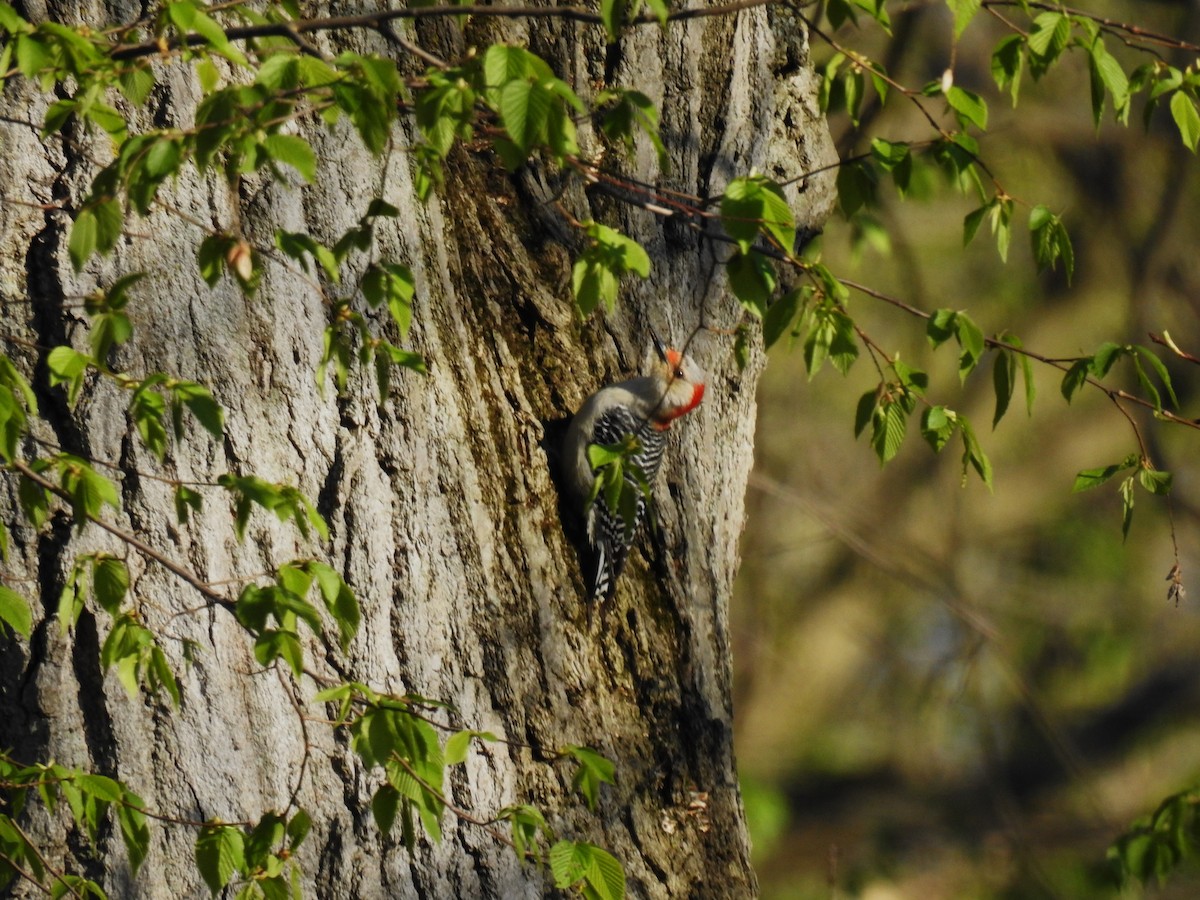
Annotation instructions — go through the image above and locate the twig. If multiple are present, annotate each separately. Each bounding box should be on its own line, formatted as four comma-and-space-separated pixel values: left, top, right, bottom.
8, 460, 235, 612
109, 0, 780, 62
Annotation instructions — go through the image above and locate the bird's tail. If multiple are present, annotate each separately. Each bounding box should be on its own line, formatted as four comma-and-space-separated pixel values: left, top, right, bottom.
591, 541, 613, 603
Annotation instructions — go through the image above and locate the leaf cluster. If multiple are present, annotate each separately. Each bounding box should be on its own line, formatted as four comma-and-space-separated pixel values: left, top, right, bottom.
234, 561, 360, 676
0, 753, 151, 898
194, 811, 311, 899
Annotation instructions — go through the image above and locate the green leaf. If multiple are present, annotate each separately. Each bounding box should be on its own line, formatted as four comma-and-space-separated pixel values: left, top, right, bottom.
1170, 90, 1200, 152
959, 418, 994, 490
990, 348, 1015, 429
1134, 345, 1179, 408
1138, 467, 1172, 496
946, 85, 988, 130
116, 796, 150, 876
307, 560, 359, 651
1088, 39, 1129, 126
946, 0, 980, 38
571, 223, 650, 316
0, 585, 33, 638
1060, 358, 1090, 403
920, 405, 956, 452
954, 312, 985, 382
1120, 475, 1135, 539
499, 79, 551, 154
1027, 11, 1070, 63
762, 289, 803, 350
991, 34, 1023, 105
195, 824, 245, 896
566, 746, 615, 811
92, 556, 129, 615
1073, 456, 1137, 492
836, 158, 877, 217
1028, 204, 1074, 281
720, 176, 796, 255
963, 203, 989, 246
174, 484, 202, 524
1089, 341, 1124, 378
726, 251, 776, 317
254, 629, 304, 676
263, 134, 317, 182
286, 810, 312, 850
19, 471, 51, 529
803, 305, 858, 378
926, 308, 957, 348
275, 230, 339, 282
853, 390, 876, 439
361, 263, 415, 338
0, 2, 30, 33
168, 0, 247, 65
583, 844, 626, 900
599, 0, 626, 42
69, 208, 99, 272
47, 346, 90, 406
871, 398, 907, 464
173, 381, 224, 440
550, 840, 593, 889
444, 730, 474, 766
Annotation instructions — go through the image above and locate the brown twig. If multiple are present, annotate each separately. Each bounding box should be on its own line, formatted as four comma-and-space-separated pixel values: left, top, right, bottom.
8, 459, 235, 612
109, 0, 779, 62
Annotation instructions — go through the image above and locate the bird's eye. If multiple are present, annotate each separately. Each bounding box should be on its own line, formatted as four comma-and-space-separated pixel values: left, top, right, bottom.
674, 367, 685, 379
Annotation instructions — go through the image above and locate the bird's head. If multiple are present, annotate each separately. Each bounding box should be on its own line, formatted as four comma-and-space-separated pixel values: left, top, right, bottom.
647, 329, 706, 428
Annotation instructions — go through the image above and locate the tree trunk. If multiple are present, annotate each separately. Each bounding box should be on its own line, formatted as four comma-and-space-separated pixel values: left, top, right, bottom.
0, 2, 834, 896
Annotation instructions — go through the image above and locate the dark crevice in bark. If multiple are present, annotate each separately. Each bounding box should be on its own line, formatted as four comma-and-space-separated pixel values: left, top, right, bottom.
71, 609, 118, 771
623, 802, 672, 891
316, 437, 346, 538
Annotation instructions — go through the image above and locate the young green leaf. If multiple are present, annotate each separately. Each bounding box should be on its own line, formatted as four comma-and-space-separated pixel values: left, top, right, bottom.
1073, 455, 1138, 492
263, 133, 317, 182
47, 346, 90, 406
871, 397, 907, 464
762, 289, 804, 350
92, 556, 129, 615
1028, 205, 1074, 281
946, 85, 988, 130
920, 405, 956, 452
195, 824, 245, 896
1120, 474, 1135, 539
565, 745, 616, 811
726, 250, 776, 317
947, 0, 981, 38
1170, 90, 1200, 152
0, 584, 33, 638
959, 417, 994, 490
1138, 467, 1172, 496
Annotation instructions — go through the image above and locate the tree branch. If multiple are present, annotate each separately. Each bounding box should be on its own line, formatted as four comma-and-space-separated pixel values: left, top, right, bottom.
8, 459, 236, 612
110, 0, 779, 61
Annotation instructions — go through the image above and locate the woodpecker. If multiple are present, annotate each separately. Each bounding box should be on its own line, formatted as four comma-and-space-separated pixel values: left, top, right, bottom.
564, 331, 706, 602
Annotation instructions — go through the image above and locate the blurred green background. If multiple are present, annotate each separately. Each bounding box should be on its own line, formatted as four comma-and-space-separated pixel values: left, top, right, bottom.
733, 2, 1200, 896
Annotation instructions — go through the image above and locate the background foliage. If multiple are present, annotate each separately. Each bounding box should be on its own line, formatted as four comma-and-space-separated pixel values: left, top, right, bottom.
735, 0, 1200, 897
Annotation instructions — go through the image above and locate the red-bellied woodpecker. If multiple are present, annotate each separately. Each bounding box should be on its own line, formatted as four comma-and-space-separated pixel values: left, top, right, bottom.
564, 331, 706, 601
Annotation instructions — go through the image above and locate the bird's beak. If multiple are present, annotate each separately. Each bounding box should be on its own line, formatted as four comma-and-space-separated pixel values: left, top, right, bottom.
650, 328, 668, 363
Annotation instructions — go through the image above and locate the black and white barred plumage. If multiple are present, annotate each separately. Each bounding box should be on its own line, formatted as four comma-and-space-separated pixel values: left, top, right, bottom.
564, 333, 706, 602
587, 408, 667, 601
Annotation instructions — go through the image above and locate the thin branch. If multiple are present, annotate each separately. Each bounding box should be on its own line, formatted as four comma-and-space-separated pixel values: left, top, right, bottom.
8, 459, 235, 612
279, 667, 313, 817
835, 276, 1200, 431
985, 0, 1200, 54
5, 818, 85, 900
390, 755, 524, 856
109, 0, 779, 62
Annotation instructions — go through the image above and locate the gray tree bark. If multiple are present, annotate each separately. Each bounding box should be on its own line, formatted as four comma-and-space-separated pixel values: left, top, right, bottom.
0, 1, 834, 896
